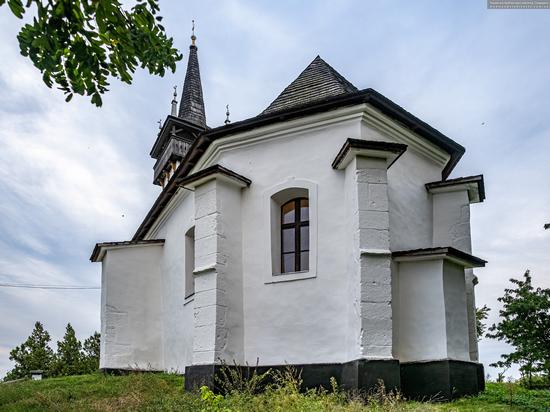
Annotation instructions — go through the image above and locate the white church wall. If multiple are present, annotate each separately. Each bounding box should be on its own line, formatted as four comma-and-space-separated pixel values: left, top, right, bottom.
431, 189, 479, 361
443, 261, 470, 361
140, 105, 455, 369
395, 258, 471, 363
210, 111, 445, 366
221, 118, 358, 365
360, 121, 442, 251
191, 178, 245, 364
100, 244, 164, 370
395, 260, 448, 362
152, 191, 195, 373
432, 190, 472, 251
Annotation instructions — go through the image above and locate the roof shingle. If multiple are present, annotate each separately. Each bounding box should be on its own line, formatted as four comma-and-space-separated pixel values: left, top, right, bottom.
261, 55, 358, 115
179, 45, 207, 128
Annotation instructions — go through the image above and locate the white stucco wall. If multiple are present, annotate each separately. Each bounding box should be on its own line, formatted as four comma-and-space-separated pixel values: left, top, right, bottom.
191, 178, 245, 365
100, 244, 164, 370
395, 258, 471, 363
192, 108, 445, 366
153, 191, 195, 373
396, 260, 448, 362
124, 104, 476, 370
431, 188, 479, 361
443, 261, 470, 361
433, 190, 472, 251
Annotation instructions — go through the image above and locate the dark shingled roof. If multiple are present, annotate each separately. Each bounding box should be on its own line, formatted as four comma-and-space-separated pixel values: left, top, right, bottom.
179, 45, 206, 128
262, 55, 358, 115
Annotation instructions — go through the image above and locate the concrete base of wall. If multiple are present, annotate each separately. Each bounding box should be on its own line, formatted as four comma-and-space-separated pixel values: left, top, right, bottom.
185, 359, 484, 401
400, 360, 484, 400
184, 359, 400, 393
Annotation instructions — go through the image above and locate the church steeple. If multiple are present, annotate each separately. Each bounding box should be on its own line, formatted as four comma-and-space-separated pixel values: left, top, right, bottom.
149, 21, 207, 188
178, 20, 206, 129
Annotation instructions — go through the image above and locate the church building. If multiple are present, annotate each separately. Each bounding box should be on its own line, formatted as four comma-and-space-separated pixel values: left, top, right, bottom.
91, 31, 487, 400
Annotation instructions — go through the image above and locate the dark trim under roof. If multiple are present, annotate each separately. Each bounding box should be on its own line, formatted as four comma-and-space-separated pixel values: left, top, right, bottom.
426, 174, 485, 203
178, 164, 252, 188
90, 239, 165, 262
132, 88, 465, 241
392, 247, 487, 268
332, 138, 407, 169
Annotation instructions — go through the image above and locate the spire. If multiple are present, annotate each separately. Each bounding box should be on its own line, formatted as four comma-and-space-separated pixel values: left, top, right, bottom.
178, 20, 206, 128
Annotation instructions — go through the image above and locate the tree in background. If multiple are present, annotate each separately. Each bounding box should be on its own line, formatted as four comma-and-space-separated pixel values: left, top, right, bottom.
0, 0, 181, 106
81, 331, 101, 374
487, 270, 550, 387
4, 321, 54, 381
53, 323, 83, 376
476, 304, 491, 341
4, 322, 101, 381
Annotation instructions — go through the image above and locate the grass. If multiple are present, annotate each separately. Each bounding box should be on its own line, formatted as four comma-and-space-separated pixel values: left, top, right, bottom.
0, 373, 548, 411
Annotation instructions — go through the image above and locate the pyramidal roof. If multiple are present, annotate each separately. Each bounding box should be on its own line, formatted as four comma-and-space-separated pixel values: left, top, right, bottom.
178, 43, 206, 128
261, 55, 359, 115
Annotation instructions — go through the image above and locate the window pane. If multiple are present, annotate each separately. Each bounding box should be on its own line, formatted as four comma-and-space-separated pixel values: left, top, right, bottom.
282, 228, 295, 253
300, 225, 309, 250
283, 253, 295, 273
300, 251, 309, 271
300, 198, 309, 221
282, 201, 295, 224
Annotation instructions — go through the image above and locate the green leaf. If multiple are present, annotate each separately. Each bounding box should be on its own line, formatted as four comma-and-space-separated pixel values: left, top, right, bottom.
7, 0, 25, 18
91, 93, 102, 107
7, 0, 179, 107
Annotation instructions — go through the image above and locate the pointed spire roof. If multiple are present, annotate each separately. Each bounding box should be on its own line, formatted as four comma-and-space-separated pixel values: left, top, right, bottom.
261, 55, 358, 115
178, 26, 206, 129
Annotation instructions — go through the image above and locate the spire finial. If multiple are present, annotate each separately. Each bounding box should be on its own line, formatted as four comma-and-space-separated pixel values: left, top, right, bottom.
224, 104, 231, 125
191, 20, 196, 46
157, 119, 162, 130
171, 85, 178, 116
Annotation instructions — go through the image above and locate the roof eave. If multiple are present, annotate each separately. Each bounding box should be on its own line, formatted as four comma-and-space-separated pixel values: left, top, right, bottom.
426, 174, 486, 203
90, 239, 165, 262
392, 247, 487, 268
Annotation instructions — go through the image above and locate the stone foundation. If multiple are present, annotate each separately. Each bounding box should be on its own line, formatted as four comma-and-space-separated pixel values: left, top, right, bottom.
184, 359, 484, 401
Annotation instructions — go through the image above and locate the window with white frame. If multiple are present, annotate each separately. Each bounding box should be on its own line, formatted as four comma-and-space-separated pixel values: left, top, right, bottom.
265, 181, 317, 282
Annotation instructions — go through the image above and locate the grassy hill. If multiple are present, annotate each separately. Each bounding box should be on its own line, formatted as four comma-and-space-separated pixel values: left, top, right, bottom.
0, 373, 549, 411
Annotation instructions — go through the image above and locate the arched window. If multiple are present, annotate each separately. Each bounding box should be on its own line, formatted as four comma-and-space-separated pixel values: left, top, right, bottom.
281, 198, 309, 273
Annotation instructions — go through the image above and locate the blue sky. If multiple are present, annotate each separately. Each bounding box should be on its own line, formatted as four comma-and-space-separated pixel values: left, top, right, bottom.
0, 0, 549, 379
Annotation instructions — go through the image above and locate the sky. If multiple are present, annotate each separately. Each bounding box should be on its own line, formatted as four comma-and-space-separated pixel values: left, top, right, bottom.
0, 0, 549, 380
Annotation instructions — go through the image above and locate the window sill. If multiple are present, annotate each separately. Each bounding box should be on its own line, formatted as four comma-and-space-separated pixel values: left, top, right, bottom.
265, 271, 316, 284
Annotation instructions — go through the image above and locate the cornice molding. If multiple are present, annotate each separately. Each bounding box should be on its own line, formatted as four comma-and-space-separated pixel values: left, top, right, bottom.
361, 105, 450, 168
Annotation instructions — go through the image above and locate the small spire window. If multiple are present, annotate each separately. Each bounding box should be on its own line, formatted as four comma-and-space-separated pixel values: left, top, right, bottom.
281, 198, 309, 273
